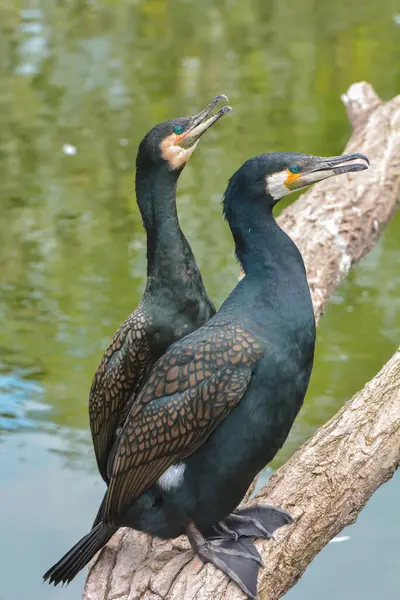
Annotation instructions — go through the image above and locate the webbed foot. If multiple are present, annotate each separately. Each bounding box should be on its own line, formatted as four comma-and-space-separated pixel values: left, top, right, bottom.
187, 522, 261, 600
224, 504, 294, 539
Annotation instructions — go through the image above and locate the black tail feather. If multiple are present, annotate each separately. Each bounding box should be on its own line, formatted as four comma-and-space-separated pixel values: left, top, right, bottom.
43, 523, 117, 585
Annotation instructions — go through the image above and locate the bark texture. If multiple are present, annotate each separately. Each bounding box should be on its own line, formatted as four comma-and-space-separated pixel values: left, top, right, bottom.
83, 82, 400, 600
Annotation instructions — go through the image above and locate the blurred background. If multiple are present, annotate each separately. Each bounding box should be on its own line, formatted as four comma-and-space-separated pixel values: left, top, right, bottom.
0, 1, 399, 599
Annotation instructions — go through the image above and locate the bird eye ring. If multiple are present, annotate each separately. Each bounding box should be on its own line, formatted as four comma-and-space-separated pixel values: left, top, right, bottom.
173, 125, 184, 135
289, 164, 301, 174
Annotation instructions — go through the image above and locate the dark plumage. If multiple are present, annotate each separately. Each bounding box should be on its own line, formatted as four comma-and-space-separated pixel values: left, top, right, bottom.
44, 151, 369, 597
89, 96, 231, 483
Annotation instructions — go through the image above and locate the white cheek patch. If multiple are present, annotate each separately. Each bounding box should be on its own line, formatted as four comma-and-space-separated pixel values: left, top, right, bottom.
159, 135, 197, 170
158, 463, 186, 491
265, 170, 291, 201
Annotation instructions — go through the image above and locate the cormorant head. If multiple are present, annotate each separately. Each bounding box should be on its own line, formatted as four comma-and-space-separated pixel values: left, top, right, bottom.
137, 95, 231, 173
226, 152, 369, 208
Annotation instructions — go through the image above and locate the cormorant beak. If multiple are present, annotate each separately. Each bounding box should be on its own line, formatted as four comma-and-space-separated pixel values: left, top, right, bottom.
175, 95, 232, 149
286, 153, 370, 191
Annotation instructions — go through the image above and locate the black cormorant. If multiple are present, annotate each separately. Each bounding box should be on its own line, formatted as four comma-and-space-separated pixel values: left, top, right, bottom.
44, 151, 369, 598
89, 95, 230, 484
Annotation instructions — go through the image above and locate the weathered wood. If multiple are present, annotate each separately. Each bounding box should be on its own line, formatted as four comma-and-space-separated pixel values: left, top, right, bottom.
83, 82, 400, 600
278, 83, 400, 325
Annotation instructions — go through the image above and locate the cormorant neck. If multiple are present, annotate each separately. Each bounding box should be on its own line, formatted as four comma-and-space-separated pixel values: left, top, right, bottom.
222, 183, 314, 344
135, 164, 189, 277
224, 187, 303, 278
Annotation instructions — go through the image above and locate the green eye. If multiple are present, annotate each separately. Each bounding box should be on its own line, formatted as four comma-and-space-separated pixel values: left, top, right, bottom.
173, 125, 184, 135
289, 164, 301, 174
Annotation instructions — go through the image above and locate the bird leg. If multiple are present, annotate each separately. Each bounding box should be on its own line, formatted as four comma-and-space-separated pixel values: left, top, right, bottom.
220, 504, 294, 539
211, 519, 239, 541
186, 521, 261, 600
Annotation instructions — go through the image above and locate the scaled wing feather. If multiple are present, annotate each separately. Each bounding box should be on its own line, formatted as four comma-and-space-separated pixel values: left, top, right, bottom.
103, 323, 264, 521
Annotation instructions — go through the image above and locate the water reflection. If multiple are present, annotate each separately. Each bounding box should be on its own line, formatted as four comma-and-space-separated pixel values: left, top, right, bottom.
0, 370, 45, 431
0, 1, 399, 599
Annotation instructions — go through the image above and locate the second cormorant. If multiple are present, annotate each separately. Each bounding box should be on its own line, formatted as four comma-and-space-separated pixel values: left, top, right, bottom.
90, 95, 231, 483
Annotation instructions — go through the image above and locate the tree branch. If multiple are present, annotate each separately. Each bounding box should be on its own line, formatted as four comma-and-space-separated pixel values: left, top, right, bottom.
83, 82, 400, 600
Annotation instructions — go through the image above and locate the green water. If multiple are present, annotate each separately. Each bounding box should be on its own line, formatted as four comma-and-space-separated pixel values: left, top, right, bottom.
0, 2, 399, 599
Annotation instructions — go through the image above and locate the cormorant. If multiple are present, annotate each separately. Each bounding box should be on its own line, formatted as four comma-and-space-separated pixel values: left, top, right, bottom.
44, 151, 369, 598
89, 95, 230, 484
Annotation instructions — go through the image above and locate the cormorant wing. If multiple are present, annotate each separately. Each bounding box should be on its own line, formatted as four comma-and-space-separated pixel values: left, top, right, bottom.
89, 306, 150, 482
102, 322, 264, 522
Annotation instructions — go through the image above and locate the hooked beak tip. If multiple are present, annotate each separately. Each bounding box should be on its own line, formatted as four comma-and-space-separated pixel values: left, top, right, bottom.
177, 96, 231, 149
221, 105, 232, 115
351, 152, 370, 166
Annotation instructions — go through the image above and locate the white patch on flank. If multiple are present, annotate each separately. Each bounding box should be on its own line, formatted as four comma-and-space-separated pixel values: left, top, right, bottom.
265, 170, 291, 201
158, 463, 186, 491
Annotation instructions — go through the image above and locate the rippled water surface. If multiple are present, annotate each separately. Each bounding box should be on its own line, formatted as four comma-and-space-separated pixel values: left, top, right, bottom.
1, 2, 399, 599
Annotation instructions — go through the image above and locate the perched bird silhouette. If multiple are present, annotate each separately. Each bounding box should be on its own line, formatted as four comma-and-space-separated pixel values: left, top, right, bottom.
89, 95, 230, 484
44, 150, 369, 598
